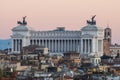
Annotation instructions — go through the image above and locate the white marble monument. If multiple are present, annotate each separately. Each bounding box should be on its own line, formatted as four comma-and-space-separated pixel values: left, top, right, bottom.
11, 16, 104, 57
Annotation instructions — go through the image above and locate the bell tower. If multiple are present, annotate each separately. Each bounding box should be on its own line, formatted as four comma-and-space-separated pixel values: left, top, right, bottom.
104, 26, 112, 45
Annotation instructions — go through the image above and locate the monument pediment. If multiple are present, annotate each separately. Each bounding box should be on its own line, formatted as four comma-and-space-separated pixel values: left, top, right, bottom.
81, 34, 93, 38
11, 33, 24, 38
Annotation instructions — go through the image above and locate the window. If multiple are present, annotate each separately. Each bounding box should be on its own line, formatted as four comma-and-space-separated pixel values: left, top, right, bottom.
34, 56, 38, 60
96, 59, 97, 64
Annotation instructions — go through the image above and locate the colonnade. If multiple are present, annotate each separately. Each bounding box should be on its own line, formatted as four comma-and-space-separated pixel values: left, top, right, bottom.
81, 39, 92, 54
13, 39, 22, 52
12, 38, 94, 54
30, 39, 81, 53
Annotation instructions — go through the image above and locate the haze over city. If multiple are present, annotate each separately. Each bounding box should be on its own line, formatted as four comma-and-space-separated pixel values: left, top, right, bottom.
0, 0, 120, 43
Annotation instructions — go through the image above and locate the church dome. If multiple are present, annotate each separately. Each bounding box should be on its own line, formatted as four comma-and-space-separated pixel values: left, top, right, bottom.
81, 24, 103, 31
12, 25, 34, 31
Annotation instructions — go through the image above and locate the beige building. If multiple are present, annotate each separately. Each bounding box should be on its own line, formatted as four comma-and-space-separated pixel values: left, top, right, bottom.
110, 44, 120, 58
63, 51, 81, 66
21, 45, 49, 70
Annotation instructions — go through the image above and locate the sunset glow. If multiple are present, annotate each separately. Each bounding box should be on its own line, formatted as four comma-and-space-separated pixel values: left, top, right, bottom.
0, 0, 120, 43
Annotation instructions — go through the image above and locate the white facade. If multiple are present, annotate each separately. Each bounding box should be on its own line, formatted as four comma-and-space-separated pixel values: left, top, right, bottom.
11, 18, 104, 57
90, 57, 101, 66
110, 44, 120, 58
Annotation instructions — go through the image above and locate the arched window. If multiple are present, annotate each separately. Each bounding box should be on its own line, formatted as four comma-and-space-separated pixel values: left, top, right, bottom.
108, 32, 110, 36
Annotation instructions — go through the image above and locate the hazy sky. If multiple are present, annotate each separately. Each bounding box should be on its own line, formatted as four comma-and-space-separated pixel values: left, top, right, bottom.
0, 0, 120, 43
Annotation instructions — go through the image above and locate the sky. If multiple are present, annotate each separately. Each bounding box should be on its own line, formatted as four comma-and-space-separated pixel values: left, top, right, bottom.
0, 0, 120, 43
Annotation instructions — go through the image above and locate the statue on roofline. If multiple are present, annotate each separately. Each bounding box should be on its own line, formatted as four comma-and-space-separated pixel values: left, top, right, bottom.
17, 16, 27, 25
87, 15, 96, 25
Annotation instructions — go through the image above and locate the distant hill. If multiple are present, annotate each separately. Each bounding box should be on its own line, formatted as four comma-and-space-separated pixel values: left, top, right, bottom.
0, 39, 11, 50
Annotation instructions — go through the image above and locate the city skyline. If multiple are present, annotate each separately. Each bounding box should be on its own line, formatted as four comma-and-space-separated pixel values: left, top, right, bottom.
0, 0, 120, 43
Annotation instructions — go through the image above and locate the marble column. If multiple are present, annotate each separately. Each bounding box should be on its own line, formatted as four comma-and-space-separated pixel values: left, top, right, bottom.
75, 40, 77, 52
82, 39, 84, 53
62, 40, 64, 52
42, 39, 43, 46
20, 39, 22, 52
63, 39, 65, 53
59, 40, 61, 52
86, 39, 88, 53
45, 39, 47, 48
32, 40, 33, 45
81, 39, 83, 54
61, 40, 63, 52
55, 40, 56, 52
90, 39, 92, 53
39, 40, 40, 46
12, 39, 14, 52
68, 40, 70, 52
67, 40, 69, 52
53, 40, 55, 52
78, 39, 80, 52
49, 40, 50, 52
78, 40, 80, 53
14, 39, 15, 51
47, 39, 49, 48
96, 38, 98, 53
33, 40, 35, 45
16, 39, 18, 51
92, 38, 95, 53
58, 40, 60, 52
18, 39, 19, 51
56, 40, 57, 52
70, 40, 72, 51
101, 40, 103, 53
88, 39, 90, 53
52, 39, 53, 52
15, 39, 17, 51
85, 39, 86, 54
64, 40, 66, 52
57, 40, 58, 52
73, 40, 75, 51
